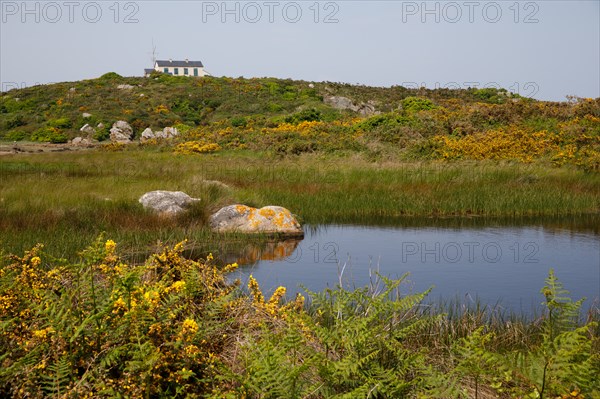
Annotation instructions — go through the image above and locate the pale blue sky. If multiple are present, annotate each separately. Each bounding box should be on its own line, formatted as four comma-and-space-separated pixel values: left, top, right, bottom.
1, 1, 598, 101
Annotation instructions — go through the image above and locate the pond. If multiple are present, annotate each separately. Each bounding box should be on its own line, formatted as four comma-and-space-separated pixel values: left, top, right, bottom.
229, 217, 600, 314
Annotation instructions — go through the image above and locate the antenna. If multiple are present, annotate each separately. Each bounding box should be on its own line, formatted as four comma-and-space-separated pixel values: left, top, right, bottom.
148, 39, 158, 65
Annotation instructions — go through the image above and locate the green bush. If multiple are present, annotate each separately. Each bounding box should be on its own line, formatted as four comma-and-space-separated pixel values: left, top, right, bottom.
472, 88, 507, 104
31, 127, 68, 143
284, 108, 321, 124
93, 125, 111, 141
401, 96, 437, 112
4, 130, 27, 141
98, 72, 123, 81
230, 116, 247, 128
47, 117, 72, 129
4, 113, 25, 129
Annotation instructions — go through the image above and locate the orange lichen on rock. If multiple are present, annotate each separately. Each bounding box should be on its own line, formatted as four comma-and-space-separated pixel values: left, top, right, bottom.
209, 204, 303, 236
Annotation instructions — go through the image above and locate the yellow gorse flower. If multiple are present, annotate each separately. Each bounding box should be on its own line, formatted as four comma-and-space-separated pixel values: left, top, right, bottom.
105, 240, 116, 253
181, 318, 199, 336
165, 280, 186, 294
247, 275, 264, 305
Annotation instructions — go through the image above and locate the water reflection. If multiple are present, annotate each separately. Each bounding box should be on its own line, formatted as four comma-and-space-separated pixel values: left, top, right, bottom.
304, 214, 600, 236
218, 238, 302, 265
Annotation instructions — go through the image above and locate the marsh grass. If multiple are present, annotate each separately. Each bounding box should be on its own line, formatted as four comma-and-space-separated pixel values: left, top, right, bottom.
1, 149, 598, 258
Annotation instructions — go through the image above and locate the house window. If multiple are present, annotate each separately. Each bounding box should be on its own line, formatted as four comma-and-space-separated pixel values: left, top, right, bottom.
174, 68, 179, 75
163, 68, 168, 73
184, 68, 188, 75
194, 68, 198, 76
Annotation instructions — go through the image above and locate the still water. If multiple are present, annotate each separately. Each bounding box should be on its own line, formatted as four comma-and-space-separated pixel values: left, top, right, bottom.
231, 218, 600, 313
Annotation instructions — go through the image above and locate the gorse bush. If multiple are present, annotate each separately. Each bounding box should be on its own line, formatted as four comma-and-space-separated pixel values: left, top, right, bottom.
174, 141, 221, 154
0, 238, 240, 398
1, 240, 597, 398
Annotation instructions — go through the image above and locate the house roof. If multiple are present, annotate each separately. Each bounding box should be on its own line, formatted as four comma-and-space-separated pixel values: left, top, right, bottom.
156, 60, 204, 68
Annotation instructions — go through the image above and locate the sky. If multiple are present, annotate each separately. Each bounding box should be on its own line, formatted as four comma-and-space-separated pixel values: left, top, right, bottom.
0, 0, 598, 101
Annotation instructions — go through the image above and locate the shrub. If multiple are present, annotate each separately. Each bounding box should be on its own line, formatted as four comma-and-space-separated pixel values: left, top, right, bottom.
100, 142, 126, 151
4, 114, 25, 129
0, 239, 239, 398
230, 116, 247, 128
175, 141, 221, 154
4, 130, 27, 141
47, 117, 72, 129
473, 88, 506, 104
93, 125, 111, 141
98, 72, 123, 81
401, 96, 437, 112
30, 127, 68, 143
284, 108, 322, 124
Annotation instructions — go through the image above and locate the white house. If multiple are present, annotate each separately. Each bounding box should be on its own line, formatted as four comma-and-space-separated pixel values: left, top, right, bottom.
145, 59, 208, 77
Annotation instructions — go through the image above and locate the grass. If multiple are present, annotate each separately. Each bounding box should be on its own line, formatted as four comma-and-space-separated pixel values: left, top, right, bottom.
0, 147, 598, 259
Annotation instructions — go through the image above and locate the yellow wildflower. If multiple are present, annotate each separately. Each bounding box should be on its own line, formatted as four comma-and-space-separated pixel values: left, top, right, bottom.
248, 275, 264, 306
105, 240, 116, 253
166, 280, 186, 294
113, 297, 127, 314
181, 318, 199, 336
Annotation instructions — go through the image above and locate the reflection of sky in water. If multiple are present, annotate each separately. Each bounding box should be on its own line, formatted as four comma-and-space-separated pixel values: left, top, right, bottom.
234, 224, 600, 313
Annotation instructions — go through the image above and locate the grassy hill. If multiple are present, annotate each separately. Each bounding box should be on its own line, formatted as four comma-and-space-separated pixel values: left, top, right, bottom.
0, 72, 520, 140
2, 72, 599, 170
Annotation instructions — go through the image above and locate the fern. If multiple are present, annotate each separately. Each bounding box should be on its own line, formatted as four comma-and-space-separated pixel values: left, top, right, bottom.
41, 355, 72, 397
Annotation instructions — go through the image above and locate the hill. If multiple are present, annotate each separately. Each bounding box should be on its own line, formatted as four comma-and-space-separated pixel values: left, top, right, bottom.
1, 72, 599, 169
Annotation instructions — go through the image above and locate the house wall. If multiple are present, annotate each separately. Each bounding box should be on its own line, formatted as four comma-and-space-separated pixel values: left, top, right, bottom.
153, 64, 207, 77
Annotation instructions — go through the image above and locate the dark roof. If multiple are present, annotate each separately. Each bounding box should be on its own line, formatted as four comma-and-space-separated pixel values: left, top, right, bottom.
156, 60, 204, 68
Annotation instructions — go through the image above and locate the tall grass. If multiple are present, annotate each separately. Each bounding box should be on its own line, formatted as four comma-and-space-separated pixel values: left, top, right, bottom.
1, 149, 598, 258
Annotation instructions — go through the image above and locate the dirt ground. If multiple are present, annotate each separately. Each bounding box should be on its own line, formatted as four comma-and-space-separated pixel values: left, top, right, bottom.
0, 141, 100, 156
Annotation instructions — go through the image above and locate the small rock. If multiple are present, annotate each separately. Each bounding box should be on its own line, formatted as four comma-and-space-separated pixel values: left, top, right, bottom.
308, 83, 315, 88
82, 112, 92, 118
209, 204, 303, 236
139, 190, 200, 216
72, 137, 83, 145
97, 123, 105, 129
163, 126, 179, 138
117, 84, 135, 90
140, 127, 155, 142
80, 123, 96, 135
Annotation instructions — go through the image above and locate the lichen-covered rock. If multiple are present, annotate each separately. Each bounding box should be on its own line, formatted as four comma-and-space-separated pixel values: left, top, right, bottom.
139, 190, 200, 215
110, 120, 133, 143
140, 126, 178, 142
209, 204, 303, 236
140, 127, 155, 142
324, 95, 378, 116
